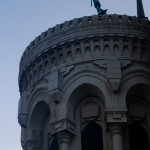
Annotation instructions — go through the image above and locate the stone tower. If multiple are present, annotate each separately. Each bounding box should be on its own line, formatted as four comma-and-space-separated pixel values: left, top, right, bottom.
18, 15, 150, 150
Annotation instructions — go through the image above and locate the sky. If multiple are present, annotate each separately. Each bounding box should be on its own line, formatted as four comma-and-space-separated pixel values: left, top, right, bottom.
0, 0, 150, 150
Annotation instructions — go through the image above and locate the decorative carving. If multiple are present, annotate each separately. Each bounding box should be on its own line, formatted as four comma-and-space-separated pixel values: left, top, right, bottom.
93, 60, 107, 68
47, 67, 63, 103
107, 59, 121, 92
61, 65, 75, 77
106, 111, 127, 123
81, 102, 101, 121
18, 15, 150, 94
50, 118, 76, 135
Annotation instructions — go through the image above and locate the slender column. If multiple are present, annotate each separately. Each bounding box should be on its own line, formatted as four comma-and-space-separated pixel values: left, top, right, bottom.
109, 123, 123, 150
57, 131, 72, 150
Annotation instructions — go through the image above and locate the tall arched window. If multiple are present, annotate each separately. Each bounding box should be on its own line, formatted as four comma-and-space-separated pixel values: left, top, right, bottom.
81, 122, 103, 150
128, 122, 149, 150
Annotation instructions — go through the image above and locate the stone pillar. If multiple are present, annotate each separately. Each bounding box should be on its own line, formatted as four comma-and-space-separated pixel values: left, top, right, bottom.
57, 131, 72, 150
109, 123, 123, 150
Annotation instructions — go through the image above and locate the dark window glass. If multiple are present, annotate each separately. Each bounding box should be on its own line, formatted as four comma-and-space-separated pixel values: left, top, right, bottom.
50, 136, 59, 150
82, 122, 103, 150
129, 122, 149, 150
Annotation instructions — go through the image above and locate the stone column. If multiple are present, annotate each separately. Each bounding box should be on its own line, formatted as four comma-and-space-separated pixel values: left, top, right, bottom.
109, 123, 123, 150
57, 131, 72, 150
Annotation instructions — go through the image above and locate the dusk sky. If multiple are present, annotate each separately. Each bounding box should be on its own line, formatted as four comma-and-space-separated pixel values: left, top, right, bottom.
0, 1, 150, 150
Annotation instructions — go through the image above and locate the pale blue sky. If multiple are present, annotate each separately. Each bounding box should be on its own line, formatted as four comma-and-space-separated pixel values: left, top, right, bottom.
0, 1, 149, 150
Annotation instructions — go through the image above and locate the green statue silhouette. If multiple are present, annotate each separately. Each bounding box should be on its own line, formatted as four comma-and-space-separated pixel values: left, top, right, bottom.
91, 0, 107, 15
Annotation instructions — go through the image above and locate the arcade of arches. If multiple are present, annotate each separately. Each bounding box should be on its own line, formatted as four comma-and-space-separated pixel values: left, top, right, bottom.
17, 14, 150, 150
18, 83, 150, 150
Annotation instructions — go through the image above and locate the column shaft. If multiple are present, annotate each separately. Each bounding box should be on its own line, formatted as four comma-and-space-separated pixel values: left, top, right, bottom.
59, 142, 69, 150
109, 123, 123, 150
112, 133, 123, 150
57, 131, 71, 150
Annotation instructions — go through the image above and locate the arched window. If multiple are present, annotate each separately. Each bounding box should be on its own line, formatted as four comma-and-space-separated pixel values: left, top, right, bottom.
49, 136, 59, 150
81, 122, 103, 150
128, 122, 149, 150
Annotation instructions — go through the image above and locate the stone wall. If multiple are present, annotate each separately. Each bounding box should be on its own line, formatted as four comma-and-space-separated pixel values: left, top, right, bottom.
18, 15, 150, 150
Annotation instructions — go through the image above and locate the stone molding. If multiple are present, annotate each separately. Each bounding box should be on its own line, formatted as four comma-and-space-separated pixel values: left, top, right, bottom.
50, 118, 76, 135
20, 15, 150, 70
106, 111, 127, 123
57, 131, 72, 144
109, 123, 123, 136
19, 37, 150, 94
18, 15, 150, 94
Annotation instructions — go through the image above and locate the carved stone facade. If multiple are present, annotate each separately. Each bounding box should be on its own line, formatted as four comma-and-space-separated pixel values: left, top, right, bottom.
18, 14, 150, 150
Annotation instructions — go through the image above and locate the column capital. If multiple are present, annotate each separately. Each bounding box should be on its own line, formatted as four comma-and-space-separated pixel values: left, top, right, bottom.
109, 123, 123, 136
50, 118, 76, 135
57, 131, 72, 144
109, 123, 124, 150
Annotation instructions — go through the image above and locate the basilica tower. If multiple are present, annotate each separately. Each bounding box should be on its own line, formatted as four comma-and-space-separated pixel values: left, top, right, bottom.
18, 14, 150, 150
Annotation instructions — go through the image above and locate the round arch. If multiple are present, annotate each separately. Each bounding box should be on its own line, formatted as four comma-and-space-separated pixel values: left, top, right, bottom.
27, 91, 55, 124
118, 75, 150, 108
60, 74, 109, 119
30, 101, 50, 130
67, 83, 105, 120
26, 92, 53, 149
126, 83, 150, 150
126, 83, 150, 106
25, 101, 50, 150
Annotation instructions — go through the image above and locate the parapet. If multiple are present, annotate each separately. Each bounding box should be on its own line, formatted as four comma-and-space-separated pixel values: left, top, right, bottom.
18, 14, 150, 94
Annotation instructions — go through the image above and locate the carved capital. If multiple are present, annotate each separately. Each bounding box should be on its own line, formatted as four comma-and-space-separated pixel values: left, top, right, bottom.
109, 123, 124, 150
50, 118, 76, 135
109, 123, 123, 136
106, 111, 127, 123
57, 131, 72, 144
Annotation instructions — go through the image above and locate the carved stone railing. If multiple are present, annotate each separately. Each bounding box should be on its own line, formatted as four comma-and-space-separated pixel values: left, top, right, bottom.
18, 14, 150, 94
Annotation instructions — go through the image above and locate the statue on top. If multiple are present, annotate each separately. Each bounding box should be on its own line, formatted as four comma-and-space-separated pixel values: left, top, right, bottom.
91, 0, 107, 15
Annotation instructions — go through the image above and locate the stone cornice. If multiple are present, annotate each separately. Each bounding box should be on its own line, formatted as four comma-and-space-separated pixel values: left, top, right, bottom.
18, 14, 150, 94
